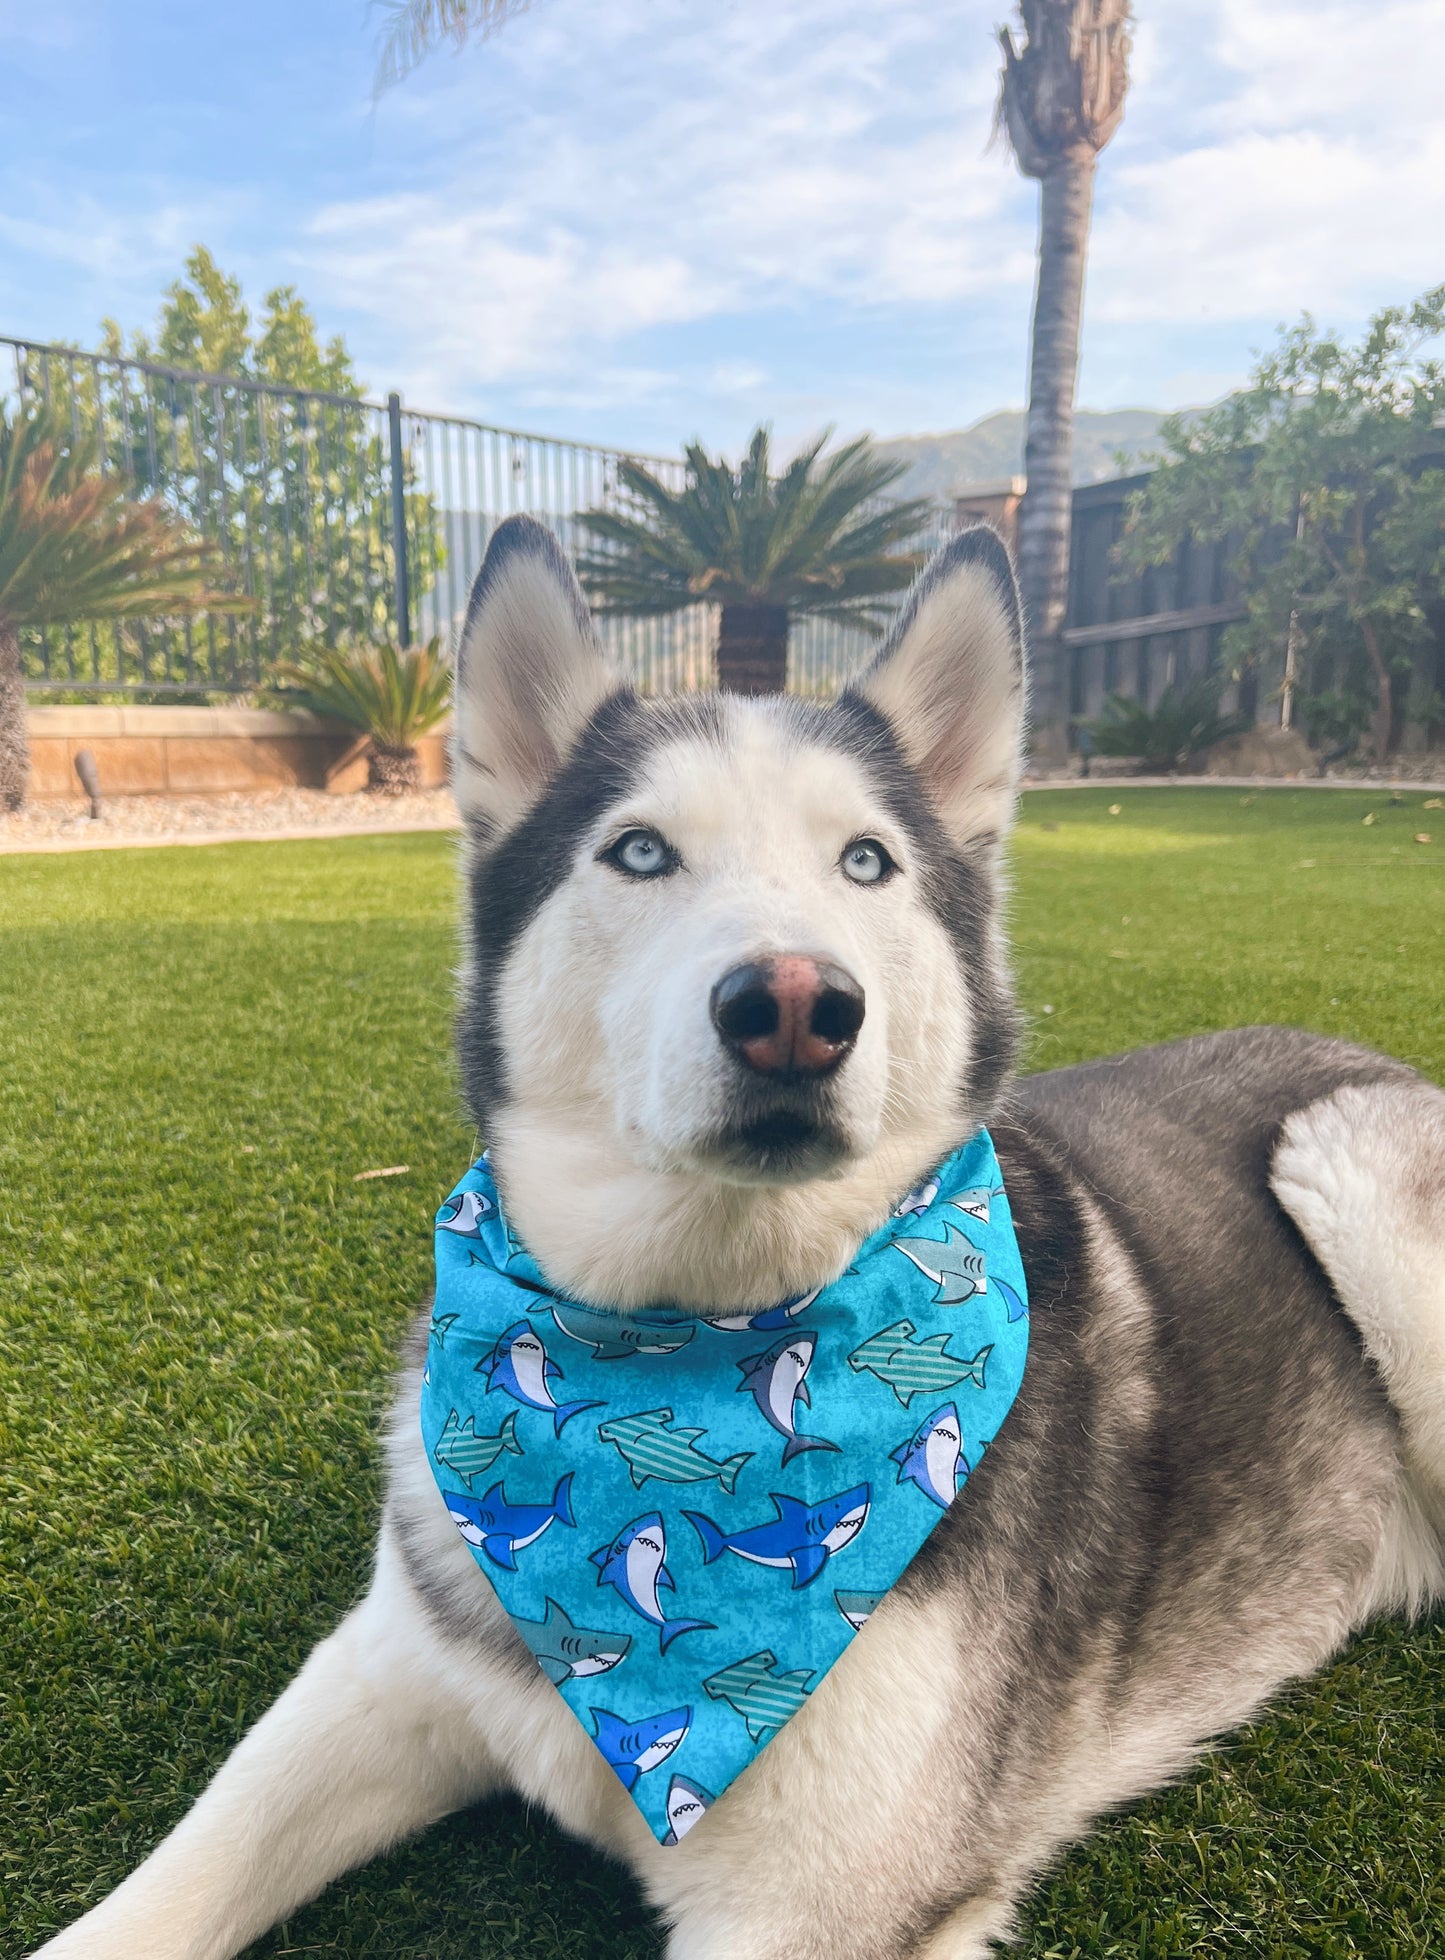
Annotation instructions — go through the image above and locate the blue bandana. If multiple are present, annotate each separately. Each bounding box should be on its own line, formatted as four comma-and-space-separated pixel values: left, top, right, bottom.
420, 1131, 1028, 1846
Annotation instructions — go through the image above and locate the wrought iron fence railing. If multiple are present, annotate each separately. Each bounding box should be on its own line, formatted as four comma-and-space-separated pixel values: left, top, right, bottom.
5, 334, 948, 700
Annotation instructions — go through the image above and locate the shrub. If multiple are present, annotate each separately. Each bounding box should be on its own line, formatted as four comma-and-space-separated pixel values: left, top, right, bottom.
270, 638, 451, 794
1083, 674, 1250, 772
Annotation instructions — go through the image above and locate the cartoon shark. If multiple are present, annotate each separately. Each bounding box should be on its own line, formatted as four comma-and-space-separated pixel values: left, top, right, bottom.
834, 1590, 885, 1632
475, 1321, 602, 1436
662, 1773, 715, 1845
429, 1310, 459, 1346
512, 1597, 633, 1687
442, 1474, 574, 1570
994, 1277, 1028, 1323
702, 1651, 816, 1744
893, 1176, 940, 1218
590, 1512, 714, 1653
702, 1287, 822, 1334
891, 1402, 969, 1508
533, 1295, 697, 1361
597, 1410, 752, 1493
949, 1185, 1003, 1225
685, 1484, 870, 1590
846, 1319, 991, 1408
432, 1408, 523, 1487
437, 1189, 495, 1237
892, 1222, 987, 1304
589, 1705, 691, 1792
736, 1330, 841, 1465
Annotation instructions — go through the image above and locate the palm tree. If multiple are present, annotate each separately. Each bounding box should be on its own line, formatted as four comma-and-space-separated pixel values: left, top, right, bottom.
0, 400, 227, 812
373, 1, 533, 90
998, 0, 1131, 755
269, 637, 453, 794
575, 428, 930, 693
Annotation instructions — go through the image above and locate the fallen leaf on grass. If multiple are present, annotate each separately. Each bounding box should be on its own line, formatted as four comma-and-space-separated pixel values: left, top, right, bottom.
354, 1165, 410, 1181
1295, 859, 1317, 869
1108, 803, 1122, 816
1361, 812, 1377, 825
1423, 797, 1442, 810
1416, 833, 1433, 845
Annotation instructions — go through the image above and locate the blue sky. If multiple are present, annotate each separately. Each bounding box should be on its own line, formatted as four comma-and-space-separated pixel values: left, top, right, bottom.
2, 0, 1441, 452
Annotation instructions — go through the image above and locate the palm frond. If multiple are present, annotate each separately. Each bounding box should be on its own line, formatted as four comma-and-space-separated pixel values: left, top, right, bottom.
373, 0, 533, 92
268, 637, 452, 748
0, 398, 235, 630
576, 425, 929, 622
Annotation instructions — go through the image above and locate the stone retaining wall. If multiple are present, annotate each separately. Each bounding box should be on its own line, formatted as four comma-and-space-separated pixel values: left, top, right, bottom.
26, 706, 451, 799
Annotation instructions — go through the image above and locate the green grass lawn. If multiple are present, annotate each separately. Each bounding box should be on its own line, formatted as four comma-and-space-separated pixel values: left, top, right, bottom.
2, 786, 1441, 1959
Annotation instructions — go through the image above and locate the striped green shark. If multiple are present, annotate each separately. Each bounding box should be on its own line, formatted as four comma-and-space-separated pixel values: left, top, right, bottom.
846, 1319, 991, 1407
432, 1407, 523, 1487
597, 1409, 752, 1493
703, 1649, 816, 1743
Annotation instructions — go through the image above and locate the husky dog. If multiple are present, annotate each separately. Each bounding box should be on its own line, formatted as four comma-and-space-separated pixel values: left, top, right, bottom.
36, 519, 1445, 1960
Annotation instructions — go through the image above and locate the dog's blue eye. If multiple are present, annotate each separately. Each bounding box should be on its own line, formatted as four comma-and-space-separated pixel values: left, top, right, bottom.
606, 828, 676, 879
841, 839, 893, 885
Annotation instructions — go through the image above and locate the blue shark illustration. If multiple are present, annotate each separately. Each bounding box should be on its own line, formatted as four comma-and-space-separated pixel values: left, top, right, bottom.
432, 1407, 523, 1487
702, 1651, 816, 1743
590, 1512, 714, 1653
442, 1474, 574, 1571
429, 1310, 459, 1346
684, 1484, 870, 1590
892, 1222, 987, 1304
736, 1330, 841, 1466
994, 1277, 1028, 1323
846, 1319, 991, 1408
590, 1705, 691, 1792
893, 1176, 940, 1218
437, 1189, 495, 1237
475, 1320, 602, 1436
512, 1597, 633, 1687
532, 1295, 697, 1360
702, 1286, 821, 1334
891, 1402, 969, 1508
662, 1773, 715, 1845
834, 1589, 885, 1632
597, 1410, 752, 1493
949, 1185, 1003, 1225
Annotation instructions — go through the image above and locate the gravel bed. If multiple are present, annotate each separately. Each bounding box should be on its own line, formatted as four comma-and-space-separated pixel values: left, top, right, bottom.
2, 787, 459, 851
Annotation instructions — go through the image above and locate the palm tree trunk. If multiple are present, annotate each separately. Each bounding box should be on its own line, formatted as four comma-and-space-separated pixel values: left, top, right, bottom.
0, 614, 30, 812
716, 602, 789, 694
1016, 151, 1096, 760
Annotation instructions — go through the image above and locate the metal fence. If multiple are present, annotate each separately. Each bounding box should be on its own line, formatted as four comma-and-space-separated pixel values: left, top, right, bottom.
4, 334, 951, 700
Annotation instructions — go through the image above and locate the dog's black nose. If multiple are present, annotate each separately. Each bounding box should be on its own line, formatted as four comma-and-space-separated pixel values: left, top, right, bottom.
710, 956, 865, 1077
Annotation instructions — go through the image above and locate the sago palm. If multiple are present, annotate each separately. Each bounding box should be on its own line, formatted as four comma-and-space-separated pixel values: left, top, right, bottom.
0, 398, 226, 811
575, 428, 931, 693
998, 0, 1132, 754
270, 637, 452, 794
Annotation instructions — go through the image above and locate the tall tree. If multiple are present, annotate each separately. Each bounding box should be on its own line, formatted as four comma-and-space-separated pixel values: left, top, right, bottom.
575, 428, 929, 693
1119, 287, 1445, 762
998, 0, 1131, 754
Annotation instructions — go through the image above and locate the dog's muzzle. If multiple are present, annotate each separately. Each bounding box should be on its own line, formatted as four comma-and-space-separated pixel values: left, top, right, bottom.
710, 955, 865, 1081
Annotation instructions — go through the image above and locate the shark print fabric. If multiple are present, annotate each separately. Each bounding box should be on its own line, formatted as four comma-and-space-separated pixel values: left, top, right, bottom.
420, 1130, 1028, 1846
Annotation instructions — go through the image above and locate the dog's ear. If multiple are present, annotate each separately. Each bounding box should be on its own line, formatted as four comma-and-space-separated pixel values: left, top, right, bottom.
452, 516, 619, 840
849, 527, 1026, 845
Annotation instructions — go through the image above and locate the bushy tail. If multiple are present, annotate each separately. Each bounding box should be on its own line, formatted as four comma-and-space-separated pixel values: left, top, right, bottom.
684, 1510, 728, 1563
554, 1398, 604, 1438
718, 1451, 752, 1496
659, 1616, 715, 1655
782, 1432, 842, 1467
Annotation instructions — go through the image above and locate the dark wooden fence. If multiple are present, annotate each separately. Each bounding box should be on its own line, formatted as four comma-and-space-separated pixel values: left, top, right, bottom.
1062, 472, 1251, 733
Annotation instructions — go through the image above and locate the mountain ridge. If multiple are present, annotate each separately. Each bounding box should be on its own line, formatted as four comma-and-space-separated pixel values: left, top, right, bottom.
875, 408, 1173, 502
